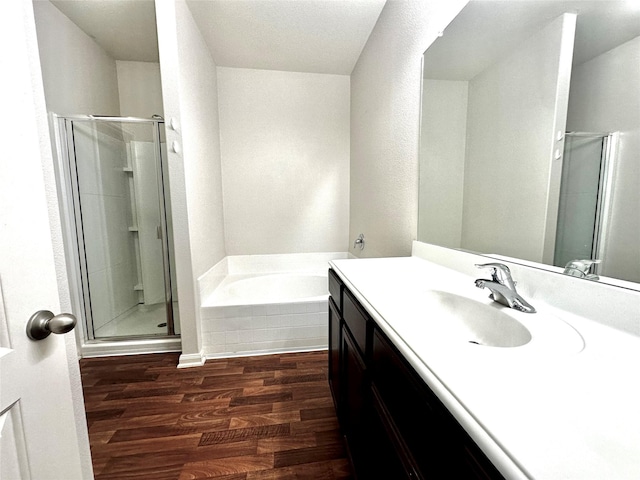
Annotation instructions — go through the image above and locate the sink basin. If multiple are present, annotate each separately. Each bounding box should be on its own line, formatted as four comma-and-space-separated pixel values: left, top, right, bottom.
423, 290, 532, 347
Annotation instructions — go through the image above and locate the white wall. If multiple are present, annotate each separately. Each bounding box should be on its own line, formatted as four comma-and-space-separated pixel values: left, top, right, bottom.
349, 0, 468, 258
566, 36, 640, 283
32, 0, 120, 116
461, 14, 575, 263
156, 0, 226, 365
217, 67, 350, 255
419, 79, 468, 248
116, 60, 164, 118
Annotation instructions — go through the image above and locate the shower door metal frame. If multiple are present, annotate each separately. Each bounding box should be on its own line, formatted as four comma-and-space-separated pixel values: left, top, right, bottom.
54, 114, 177, 342
152, 120, 176, 336
591, 132, 619, 275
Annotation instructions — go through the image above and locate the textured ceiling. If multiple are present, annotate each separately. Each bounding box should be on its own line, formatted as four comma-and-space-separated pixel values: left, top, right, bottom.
49, 0, 159, 62
47, 0, 386, 75
423, 0, 640, 80
186, 0, 386, 74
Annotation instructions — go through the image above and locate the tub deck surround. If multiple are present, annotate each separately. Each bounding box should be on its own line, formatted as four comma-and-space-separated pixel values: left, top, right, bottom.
329, 249, 640, 479
199, 253, 349, 358
204, 273, 328, 306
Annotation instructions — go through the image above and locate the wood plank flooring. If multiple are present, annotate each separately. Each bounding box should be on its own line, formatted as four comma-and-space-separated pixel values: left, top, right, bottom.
80, 350, 353, 480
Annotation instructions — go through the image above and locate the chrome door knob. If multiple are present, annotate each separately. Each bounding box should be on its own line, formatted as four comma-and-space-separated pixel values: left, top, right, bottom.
26, 310, 77, 341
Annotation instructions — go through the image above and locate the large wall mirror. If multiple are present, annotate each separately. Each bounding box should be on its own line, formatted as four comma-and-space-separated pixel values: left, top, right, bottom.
419, 0, 640, 290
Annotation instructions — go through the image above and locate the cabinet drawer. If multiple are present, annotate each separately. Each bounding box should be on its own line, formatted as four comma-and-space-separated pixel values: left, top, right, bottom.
328, 268, 343, 313
342, 288, 369, 357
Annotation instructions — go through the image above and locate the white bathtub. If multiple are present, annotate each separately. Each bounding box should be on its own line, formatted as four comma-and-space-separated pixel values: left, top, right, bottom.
199, 252, 349, 358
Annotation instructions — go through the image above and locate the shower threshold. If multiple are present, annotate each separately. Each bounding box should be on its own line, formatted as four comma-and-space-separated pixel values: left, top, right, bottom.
80, 336, 181, 358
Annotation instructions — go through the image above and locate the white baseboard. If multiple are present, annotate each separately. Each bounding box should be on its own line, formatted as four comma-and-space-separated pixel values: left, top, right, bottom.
204, 345, 328, 360
177, 350, 206, 368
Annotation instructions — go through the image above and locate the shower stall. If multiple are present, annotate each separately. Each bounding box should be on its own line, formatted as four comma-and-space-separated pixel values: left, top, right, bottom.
55, 115, 180, 353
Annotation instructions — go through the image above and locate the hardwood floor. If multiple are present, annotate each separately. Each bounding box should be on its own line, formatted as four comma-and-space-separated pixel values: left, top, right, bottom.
80, 350, 353, 480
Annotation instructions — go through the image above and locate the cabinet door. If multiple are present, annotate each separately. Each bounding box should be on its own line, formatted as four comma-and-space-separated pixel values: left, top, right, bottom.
328, 297, 341, 414
364, 387, 417, 480
341, 327, 368, 471
459, 439, 506, 479
371, 327, 448, 477
371, 327, 504, 479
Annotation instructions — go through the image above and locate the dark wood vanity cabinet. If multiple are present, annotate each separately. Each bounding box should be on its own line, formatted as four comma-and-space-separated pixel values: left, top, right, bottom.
328, 268, 505, 480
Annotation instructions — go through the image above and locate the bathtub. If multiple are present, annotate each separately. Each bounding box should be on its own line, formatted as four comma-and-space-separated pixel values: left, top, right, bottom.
199, 252, 349, 358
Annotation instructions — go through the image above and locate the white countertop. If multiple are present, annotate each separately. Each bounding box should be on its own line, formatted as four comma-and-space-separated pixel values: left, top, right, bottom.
330, 256, 640, 480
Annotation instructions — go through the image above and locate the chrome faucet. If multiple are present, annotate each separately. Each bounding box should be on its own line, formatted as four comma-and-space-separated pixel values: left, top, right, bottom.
563, 259, 600, 281
353, 233, 365, 250
474, 263, 536, 313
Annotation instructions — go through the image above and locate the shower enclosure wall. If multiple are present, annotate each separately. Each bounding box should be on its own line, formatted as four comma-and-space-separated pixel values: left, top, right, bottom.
55, 116, 180, 353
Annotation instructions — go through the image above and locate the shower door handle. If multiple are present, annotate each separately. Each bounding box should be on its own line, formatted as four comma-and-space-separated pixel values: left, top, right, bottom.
157, 225, 162, 240
26, 310, 77, 340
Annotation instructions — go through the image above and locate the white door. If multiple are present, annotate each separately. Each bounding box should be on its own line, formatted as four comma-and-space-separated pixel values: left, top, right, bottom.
0, 1, 92, 479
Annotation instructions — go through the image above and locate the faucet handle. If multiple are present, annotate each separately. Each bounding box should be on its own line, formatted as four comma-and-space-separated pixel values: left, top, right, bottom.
563, 259, 600, 279
475, 262, 511, 282
564, 259, 599, 273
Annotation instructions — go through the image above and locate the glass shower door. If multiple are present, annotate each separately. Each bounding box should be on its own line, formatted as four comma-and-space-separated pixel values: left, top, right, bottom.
554, 133, 615, 274
64, 117, 178, 340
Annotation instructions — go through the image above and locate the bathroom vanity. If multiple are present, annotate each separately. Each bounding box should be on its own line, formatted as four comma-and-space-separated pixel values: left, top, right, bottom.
328, 267, 503, 479
328, 244, 640, 479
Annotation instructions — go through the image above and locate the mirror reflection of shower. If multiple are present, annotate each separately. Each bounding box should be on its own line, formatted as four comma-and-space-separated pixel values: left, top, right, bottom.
57, 115, 179, 340
554, 131, 618, 276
